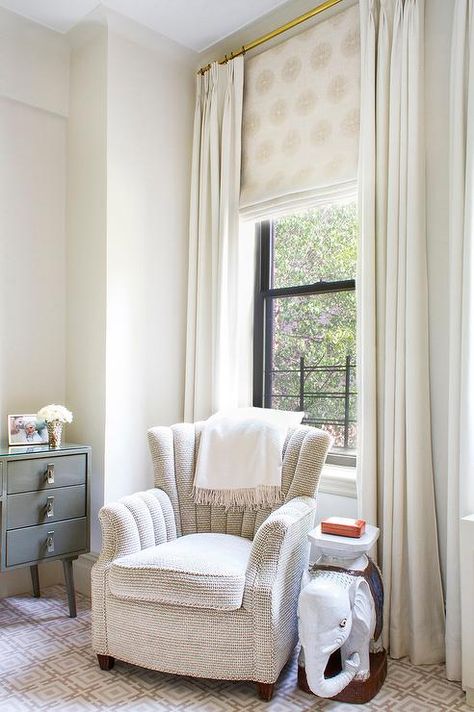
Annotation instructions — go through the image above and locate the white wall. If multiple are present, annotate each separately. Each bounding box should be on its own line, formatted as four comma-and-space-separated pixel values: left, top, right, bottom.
0, 98, 67, 425
0, 6, 69, 443
66, 22, 108, 553
0, 7, 69, 594
65, 13, 197, 540
104, 20, 195, 505
316, 491, 357, 523
0, 7, 69, 116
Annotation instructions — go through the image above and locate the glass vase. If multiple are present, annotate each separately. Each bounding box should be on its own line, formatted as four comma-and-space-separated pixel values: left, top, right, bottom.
47, 420, 63, 449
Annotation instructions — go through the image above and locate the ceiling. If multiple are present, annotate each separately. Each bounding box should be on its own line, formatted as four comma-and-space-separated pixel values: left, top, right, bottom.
0, 0, 292, 52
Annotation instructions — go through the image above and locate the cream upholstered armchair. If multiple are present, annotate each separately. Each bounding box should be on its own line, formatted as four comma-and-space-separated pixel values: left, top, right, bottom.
91, 422, 331, 701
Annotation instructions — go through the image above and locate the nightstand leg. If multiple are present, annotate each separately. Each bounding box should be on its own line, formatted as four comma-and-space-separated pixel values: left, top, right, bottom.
62, 558, 77, 618
30, 565, 40, 598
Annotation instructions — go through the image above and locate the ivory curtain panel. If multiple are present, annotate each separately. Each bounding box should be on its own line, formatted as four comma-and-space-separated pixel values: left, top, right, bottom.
357, 0, 445, 663
446, 0, 474, 682
184, 58, 253, 422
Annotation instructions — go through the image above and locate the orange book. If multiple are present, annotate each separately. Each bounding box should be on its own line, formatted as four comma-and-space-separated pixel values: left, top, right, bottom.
321, 517, 366, 538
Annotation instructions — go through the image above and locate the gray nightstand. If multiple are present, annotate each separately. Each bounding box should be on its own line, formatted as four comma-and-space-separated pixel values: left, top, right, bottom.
0, 443, 90, 617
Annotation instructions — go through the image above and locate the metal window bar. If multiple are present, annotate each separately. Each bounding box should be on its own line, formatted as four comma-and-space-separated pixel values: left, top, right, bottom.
267, 355, 356, 449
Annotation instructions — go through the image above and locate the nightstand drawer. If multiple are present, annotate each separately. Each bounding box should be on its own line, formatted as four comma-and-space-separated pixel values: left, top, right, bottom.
7, 454, 86, 494
6, 485, 86, 529
6, 517, 87, 567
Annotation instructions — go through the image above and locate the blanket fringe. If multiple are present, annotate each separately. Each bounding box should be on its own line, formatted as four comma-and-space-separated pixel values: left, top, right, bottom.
193, 485, 283, 511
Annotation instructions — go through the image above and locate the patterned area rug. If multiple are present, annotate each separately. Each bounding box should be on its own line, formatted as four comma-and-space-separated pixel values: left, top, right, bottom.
0, 585, 469, 711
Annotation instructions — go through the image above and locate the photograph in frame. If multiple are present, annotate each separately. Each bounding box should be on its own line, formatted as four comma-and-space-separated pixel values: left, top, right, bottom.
8, 414, 48, 446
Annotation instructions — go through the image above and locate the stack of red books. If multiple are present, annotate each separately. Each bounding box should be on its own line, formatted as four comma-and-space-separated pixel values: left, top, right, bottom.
321, 517, 366, 538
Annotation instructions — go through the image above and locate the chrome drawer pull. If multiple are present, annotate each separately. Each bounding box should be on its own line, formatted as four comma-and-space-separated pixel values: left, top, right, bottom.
46, 496, 54, 518
46, 531, 55, 553
45, 464, 55, 484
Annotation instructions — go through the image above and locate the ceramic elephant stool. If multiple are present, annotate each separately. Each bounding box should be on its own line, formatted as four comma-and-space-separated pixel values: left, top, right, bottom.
297, 557, 387, 704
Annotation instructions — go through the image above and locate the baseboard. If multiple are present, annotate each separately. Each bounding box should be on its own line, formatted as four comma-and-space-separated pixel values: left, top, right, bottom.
0, 560, 62, 598
0, 553, 98, 600
466, 687, 474, 707
73, 552, 98, 598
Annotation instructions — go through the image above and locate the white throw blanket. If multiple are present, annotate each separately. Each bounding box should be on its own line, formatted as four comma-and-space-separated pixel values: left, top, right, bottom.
193, 407, 304, 510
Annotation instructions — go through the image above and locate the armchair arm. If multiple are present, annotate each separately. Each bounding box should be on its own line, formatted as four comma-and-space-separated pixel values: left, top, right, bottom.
242, 496, 316, 682
97, 488, 177, 564
98, 489, 177, 564
244, 496, 316, 603
91, 488, 176, 655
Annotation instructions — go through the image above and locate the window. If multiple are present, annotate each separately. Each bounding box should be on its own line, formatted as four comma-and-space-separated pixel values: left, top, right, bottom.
253, 202, 358, 465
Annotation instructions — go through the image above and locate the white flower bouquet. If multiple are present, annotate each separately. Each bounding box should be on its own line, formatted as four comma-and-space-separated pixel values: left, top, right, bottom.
37, 404, 73, 424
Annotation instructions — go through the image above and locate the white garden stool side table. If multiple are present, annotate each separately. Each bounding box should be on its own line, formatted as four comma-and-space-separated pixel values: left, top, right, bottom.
308, 522, 380, 569
298, 523, 387, 704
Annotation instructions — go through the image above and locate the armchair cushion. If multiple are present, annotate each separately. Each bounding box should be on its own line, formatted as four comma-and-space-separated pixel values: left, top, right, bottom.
108, 532, 252, 611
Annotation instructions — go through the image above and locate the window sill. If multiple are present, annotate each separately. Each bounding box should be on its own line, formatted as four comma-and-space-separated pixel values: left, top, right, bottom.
319, 463, 357, 499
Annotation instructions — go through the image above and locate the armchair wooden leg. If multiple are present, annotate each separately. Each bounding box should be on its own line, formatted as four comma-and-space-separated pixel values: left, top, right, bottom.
257, 682, 275, 701
97, 655, 115, 671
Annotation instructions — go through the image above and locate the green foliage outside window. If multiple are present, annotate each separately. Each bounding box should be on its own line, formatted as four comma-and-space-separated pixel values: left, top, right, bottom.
270, 202, 358, 450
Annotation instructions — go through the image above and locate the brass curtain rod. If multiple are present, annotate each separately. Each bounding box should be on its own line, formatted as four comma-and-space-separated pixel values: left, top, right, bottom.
198, 0, 345, 74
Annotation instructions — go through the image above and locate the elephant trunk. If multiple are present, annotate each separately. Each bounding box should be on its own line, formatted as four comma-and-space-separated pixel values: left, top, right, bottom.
305, 651, 360, 698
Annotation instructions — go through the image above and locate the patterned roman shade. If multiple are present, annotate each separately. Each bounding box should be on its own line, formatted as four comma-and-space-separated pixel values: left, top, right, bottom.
240, 3, 360, 219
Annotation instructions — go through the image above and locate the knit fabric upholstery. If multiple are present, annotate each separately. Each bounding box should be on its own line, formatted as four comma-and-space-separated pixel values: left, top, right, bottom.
109, 532, 252, 610
92, 423, 331, 684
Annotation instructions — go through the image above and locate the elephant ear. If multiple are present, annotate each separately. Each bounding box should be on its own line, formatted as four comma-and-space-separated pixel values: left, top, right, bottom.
349, 577, 373, 637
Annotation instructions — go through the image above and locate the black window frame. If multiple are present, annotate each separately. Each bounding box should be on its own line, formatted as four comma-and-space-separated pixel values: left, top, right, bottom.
253, 218, 357, 467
